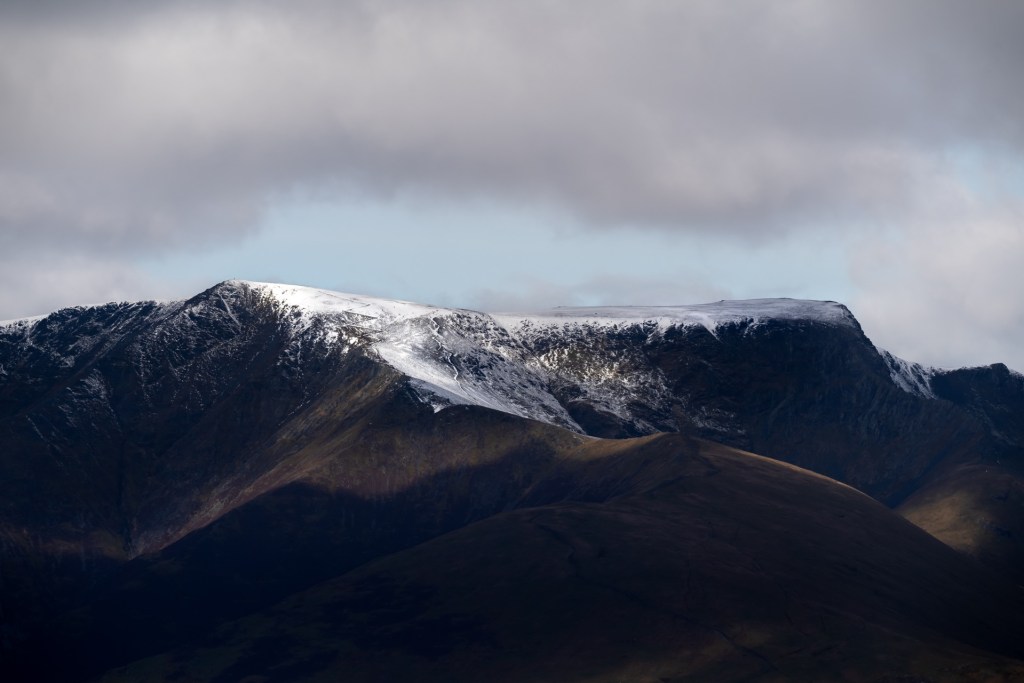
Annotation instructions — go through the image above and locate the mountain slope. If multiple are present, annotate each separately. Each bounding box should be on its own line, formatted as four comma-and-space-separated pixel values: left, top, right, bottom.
97, 434, 1024, 683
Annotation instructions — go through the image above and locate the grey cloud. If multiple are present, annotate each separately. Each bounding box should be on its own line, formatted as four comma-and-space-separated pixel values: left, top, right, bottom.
2, 0, 1023, 255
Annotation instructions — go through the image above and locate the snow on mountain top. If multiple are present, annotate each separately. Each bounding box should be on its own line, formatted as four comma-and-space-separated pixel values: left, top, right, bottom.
233, 280, 580, 428
237, 282, 861, 426
236, 282, 857, 337
237, 280, 444, 330
1, 299, 179, 331
492, 298, 857, 334
0, 314, 47, 329
879, 349, 937, 399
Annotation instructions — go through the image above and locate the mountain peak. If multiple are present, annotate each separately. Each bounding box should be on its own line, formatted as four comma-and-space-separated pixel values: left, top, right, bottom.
229, 280, 441, 329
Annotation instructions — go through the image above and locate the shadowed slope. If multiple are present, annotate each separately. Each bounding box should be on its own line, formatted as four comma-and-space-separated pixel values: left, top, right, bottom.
0, 284, 403, 638
895, 363, 1024, 585
98, 434, 1024, 683
2, 404, 602, 680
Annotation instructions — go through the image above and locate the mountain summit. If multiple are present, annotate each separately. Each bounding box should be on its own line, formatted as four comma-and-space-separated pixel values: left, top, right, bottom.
231, 281, 860, 430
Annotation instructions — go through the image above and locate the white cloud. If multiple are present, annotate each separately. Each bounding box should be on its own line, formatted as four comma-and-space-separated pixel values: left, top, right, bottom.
852, 191, 1024, 371
0, 256, 195, 321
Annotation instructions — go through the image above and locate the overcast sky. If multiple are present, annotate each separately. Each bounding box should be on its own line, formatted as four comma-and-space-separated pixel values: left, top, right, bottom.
2, 0, 1023, 370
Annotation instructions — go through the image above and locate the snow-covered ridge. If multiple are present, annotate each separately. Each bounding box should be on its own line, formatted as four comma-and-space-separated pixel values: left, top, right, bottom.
241, 282, 856, 332
239, 280, 442, 330
0, 314, 47, 329
879, 349, 937, 399
238, 282, 863, 430
492, 298, 856, 336
496, 298, 854, 326
241, 281, 580, 428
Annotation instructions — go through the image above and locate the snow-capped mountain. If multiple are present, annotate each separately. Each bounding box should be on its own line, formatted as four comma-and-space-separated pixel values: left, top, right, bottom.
4, 280, 1024, 682
193, 281, 866, 435
2, 280, 1017, 471
1, 280, 1022, 538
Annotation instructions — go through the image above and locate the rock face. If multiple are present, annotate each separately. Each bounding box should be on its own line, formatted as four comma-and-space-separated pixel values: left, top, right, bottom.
1, 280, 1023, 681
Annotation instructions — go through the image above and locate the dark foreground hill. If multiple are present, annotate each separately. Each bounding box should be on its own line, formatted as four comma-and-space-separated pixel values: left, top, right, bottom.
94, 432, 1024, 683
1, 281, 1023, 681
12, 411, 1024, 683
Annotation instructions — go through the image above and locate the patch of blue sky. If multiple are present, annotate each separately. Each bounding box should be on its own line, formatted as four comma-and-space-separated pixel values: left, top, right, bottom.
943, 144, 1024, 201
141, 197, 856, 310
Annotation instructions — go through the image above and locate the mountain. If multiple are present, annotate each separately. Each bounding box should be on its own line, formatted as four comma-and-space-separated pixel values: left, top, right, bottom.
1, 280, 1023, 681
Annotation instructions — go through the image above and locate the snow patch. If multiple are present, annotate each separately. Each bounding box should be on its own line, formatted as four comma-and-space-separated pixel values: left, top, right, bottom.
373, 313, 581, 429
879, 349, 936, 399
241, 280, 440, 331
240, 281, 580, 429
0, 314, 46, 329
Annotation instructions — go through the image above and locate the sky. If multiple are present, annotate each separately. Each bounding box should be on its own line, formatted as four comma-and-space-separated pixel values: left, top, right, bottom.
1, 0, 1023, 370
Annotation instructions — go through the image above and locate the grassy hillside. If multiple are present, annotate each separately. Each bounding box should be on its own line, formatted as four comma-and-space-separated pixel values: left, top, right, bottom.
91, 433, 1024, 682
